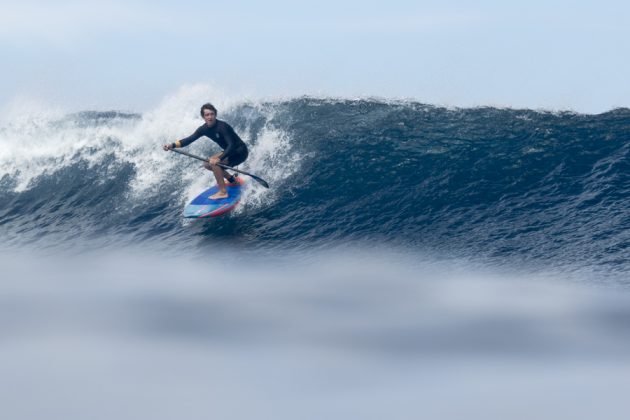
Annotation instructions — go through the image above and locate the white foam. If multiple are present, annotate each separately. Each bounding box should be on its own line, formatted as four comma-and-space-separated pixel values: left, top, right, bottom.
0, 84, 302, 213
0, 96, 133, 192
238, 123, 301, 213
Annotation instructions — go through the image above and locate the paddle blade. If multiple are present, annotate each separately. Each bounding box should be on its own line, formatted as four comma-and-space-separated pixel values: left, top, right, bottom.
251, 175, 270, 188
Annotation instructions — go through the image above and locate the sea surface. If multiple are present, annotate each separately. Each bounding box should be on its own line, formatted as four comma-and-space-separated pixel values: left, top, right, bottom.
1, 92, 630, 419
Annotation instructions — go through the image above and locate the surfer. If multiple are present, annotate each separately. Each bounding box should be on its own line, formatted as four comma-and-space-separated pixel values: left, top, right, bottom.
163, 103, 249, 199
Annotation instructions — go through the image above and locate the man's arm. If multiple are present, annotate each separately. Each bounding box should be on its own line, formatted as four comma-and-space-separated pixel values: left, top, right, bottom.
217, 124, 238, 160
164, 126, 204, 150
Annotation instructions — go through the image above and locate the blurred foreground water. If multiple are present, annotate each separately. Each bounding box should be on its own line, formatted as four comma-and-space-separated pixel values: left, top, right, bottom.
1, 249, 629, 420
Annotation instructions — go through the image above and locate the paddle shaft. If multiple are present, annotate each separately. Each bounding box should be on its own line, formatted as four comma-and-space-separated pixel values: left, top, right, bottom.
169, 148, 270, 188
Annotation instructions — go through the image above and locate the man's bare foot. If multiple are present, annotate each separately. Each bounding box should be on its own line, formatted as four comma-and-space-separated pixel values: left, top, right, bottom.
210, 191, 228, 200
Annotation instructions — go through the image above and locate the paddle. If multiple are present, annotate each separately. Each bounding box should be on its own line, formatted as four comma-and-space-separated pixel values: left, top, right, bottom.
169, 148, 270, 188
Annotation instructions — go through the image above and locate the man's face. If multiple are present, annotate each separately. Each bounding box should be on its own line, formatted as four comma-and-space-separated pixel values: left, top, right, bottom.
203, 110, 216, 126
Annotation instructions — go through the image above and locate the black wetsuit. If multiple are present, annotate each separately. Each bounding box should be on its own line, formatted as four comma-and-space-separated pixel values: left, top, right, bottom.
177, 120, 248, 166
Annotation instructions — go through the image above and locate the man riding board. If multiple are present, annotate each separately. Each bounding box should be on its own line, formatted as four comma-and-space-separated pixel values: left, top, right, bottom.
163, 103, 249, 199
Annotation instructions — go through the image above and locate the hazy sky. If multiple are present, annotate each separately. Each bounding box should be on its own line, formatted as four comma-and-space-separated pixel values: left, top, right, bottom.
1, 0, 628, 112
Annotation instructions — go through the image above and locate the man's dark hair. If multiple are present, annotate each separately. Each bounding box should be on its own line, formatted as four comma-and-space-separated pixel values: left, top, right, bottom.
200, 103, 218, 117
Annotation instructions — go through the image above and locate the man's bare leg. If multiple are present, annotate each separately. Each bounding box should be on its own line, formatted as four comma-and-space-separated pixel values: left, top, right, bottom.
209, 164, 228, 199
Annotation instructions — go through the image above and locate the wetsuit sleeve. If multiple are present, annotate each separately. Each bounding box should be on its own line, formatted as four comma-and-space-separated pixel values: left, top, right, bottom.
217, 124, 238, 160
177, 126, 204, 148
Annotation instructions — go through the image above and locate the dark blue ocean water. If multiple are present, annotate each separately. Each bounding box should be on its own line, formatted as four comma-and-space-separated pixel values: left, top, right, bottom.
1, 98, 629, 272
2, 97, 630, 420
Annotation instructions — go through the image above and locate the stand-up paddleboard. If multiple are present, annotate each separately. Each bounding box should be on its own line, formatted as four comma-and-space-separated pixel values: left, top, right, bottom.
184, 177, 246, 218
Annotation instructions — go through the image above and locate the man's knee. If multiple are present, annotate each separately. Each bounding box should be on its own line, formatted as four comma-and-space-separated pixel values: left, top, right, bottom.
205, 161, 221, 170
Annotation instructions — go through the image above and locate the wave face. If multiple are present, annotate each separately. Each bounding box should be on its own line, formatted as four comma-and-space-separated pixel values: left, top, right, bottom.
1, 96, 629, 273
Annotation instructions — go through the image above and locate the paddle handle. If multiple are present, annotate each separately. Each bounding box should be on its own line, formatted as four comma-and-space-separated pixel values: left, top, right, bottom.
170, 147, 208, 163
168, 147, 270, 188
